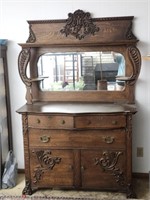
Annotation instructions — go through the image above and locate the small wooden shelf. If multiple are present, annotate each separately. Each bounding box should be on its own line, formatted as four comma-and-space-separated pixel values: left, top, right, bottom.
142, 56, 150, 61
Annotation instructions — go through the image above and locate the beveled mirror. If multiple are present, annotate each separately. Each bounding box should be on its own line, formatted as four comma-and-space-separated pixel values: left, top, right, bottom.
37, 51, 125, 91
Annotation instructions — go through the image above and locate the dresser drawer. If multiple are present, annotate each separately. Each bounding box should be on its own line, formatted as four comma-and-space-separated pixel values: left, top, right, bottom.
75, 115, 126, 128
28, 115, 74, 129
29, 129, 126, 149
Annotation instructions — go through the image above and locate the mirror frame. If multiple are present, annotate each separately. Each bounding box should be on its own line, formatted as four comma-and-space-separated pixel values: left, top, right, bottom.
18, 9, 141, 104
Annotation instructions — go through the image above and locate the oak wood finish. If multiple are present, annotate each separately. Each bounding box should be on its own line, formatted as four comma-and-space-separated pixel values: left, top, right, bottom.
17, 10, 141, 198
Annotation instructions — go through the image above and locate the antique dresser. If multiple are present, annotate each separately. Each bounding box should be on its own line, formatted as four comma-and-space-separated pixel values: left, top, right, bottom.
17, 10, 141, 198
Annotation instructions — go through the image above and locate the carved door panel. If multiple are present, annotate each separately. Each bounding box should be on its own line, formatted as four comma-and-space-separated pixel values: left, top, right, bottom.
30, 149, 74, 188
81, 150, 126, 190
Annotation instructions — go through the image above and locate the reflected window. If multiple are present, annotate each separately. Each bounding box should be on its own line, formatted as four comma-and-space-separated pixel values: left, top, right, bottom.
37, 52, 125, 91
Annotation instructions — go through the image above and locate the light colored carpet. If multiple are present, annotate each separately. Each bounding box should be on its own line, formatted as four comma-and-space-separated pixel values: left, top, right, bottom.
0, 174, 149, 200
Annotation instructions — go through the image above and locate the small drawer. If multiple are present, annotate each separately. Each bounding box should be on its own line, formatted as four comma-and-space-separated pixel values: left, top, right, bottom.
75, 115, 126, 129
28, 115, 74, 129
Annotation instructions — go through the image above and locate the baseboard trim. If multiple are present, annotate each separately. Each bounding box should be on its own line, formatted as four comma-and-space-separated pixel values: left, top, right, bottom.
18, 169, 149, 179
132, 172, 149, 179
18, 169, 25, 174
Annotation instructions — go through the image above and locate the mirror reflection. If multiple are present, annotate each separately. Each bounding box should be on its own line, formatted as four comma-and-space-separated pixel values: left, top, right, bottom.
37, 51, 125, 91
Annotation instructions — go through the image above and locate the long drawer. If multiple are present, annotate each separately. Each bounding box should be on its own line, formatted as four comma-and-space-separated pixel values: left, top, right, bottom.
29, 129, 126, 149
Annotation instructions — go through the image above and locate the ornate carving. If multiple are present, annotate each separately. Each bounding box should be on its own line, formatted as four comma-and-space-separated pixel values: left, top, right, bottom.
126, 22, 137, 40
18, 48, 31, 87
128, 46, 141, 85
26, 25, 36, 43
60, 9, 99, 40
95, 151, 136, 198
32, 150, 61, 184
95, 151, 125, 186
95, 151, 122, 169
22, 180, 32, 195
22, 114, 28, 135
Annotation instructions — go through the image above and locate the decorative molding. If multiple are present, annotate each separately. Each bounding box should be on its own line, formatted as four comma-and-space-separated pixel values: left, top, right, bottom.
126, 22, 137, 40
60, 9, 100, 40
128, 46, 141, 85
18, 48, 32, 87
95, 151, 136, 198
32, 150, 61, 184
22, 114, 28, 135
22, 180, 32, 195
26, 25, 36, 43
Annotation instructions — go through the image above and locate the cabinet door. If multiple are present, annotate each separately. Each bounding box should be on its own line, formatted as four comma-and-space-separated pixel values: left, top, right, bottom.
30, 149, 74, 188
81, 150, 126, 190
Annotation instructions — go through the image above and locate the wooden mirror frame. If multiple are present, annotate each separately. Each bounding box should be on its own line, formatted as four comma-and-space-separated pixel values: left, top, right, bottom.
18, 9, 141, 104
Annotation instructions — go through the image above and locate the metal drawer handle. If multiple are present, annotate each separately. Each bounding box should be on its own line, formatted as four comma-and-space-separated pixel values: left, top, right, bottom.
37, 119, 41, 124
40, 135, 50, 143
112, 120, 117, 125
87, 120, 91, 125
103, 136, 115, 144
61, 120, 65, 124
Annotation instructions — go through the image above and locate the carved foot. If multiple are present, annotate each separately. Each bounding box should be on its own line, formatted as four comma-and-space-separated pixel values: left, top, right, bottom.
22, 181, 33, 195
126, 184, 137, 199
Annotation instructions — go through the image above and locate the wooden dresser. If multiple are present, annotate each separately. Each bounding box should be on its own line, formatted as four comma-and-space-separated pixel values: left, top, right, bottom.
17, 10, 141, 198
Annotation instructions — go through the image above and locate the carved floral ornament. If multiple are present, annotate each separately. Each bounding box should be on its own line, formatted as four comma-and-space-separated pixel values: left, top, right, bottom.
60, 9, 100, 40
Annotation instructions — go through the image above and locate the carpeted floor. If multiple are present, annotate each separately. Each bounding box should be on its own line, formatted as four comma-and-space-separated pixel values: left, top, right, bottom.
0, 197, 97, 200
0, 174, 149, 200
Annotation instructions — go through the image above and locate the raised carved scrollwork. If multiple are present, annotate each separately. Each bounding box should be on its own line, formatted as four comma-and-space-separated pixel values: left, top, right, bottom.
95, 151, 136, 198
22, 180, 32, 195
127, 46, 141, 85
18, 48, 31, 87
95, 151, 125, 185
126, 22, 137, 40
32, 150, 61, 184
60, 9, 100, 40
22, 114, 28, 135
26, 25, 36, 43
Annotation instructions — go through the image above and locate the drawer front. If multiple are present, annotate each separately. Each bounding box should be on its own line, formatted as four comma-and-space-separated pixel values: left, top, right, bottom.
75, 115, 126, 128
29, 129, 126, 149
28, 115, 74, 129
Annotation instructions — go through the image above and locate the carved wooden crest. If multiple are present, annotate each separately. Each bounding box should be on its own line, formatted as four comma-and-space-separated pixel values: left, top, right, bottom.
60, 9, 100, 40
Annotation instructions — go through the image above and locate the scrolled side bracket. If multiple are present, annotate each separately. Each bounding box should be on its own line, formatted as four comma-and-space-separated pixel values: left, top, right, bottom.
18, 48, 33, 104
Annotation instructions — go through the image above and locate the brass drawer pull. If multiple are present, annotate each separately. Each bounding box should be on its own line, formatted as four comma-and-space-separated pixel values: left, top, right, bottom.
87, 120, 91, 125
40, 135, 50, 143
69, 165, 73, 170
37, 119, 41, 124
112, 120, 117, 125
103, 136, 115, 144
61, 120, 65, 125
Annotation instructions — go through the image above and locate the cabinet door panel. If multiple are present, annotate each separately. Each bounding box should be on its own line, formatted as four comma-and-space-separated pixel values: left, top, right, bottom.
30, 149, 74, 188
81, 150, 126, 190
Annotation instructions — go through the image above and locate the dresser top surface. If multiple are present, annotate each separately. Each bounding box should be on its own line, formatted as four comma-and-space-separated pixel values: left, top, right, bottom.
17, 102, 137, 114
